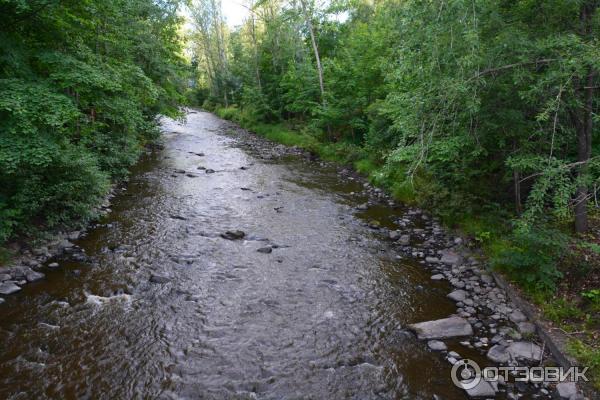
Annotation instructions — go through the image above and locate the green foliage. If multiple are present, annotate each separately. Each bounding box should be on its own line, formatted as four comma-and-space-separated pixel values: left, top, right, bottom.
541, 297, 586, 324
196, 0, 600, 236
0, 0, 186, 243
492, 228, 568, 292
567, 340, 600, 390
581, 289, 600, 305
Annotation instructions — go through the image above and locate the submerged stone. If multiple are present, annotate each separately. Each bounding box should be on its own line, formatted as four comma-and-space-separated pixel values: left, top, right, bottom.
150, 274, 171, 284
221, 230, 246, 240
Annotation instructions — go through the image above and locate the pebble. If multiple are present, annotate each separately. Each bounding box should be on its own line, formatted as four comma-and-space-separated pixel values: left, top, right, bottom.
447, 290, 467, 302
509, 310, 527, 323
517, 321, 536, 335
427, 340, 447, 351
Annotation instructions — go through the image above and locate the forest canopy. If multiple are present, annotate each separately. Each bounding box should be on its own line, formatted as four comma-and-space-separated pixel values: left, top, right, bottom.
0, 0, 187, 241
189, 0, 599, 239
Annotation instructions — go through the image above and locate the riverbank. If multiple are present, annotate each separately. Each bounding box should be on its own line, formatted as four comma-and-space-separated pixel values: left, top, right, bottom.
0, 184, 122, 300
0, 142, 164, 297
214, 106, 599, 395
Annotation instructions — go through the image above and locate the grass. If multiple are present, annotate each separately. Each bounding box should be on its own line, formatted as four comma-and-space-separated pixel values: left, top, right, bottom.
567, 339, 600, 390
533, 293, 600, 389
540, 297, 586, 326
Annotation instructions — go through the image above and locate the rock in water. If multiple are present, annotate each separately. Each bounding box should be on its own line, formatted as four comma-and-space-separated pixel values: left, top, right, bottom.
399, 234, 411, 245
447, 289, 468, 302
427, 340, 447, 351
221, 230, 246, 240
257, 247, 272, 254
486, 344, 510, 363
409, 317, 473, 340
506, 341, 543, 362
25, 270, 45, 282
0, 282, 21, 295
150, 274, 171, 284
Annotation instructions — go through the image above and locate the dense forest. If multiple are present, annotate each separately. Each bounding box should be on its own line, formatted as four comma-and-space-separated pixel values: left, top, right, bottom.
0, 0, 186, 242
190, 0, 599, 287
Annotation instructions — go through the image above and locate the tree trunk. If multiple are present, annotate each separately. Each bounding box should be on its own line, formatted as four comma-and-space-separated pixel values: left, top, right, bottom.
574, 68, 595, 233
514, 169, 522, 214
299, 0, 325, 102
574, 1, 597, 233
249, 10, 262, 92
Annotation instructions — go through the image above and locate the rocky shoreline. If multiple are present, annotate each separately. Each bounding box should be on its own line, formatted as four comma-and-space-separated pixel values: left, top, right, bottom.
0, 185, 123, 301
339, 166, 586, 400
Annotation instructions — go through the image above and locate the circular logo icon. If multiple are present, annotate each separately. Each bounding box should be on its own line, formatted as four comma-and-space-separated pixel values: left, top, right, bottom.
451, 359, 481, 390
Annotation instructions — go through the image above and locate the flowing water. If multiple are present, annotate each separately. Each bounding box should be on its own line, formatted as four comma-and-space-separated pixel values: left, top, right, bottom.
0, 111, 481, 399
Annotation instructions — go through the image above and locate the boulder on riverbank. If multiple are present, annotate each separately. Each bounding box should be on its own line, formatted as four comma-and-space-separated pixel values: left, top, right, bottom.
486, 341, 542, 364
409, 317, 473, 340
0, 282, 21, 295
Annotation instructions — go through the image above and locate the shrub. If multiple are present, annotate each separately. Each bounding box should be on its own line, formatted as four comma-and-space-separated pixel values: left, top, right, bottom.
492, 227, 568, 292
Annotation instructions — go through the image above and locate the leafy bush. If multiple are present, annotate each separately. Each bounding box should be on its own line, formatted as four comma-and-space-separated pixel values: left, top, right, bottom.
582, 289, 600, 307
492, 228, 568, 292
0, 0, 186, 244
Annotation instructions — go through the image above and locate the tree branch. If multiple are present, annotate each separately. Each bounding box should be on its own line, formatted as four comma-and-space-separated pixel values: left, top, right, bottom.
473, 58, 556, 79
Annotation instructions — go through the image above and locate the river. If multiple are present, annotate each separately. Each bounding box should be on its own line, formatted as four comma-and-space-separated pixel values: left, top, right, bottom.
0, 111, 496, 399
